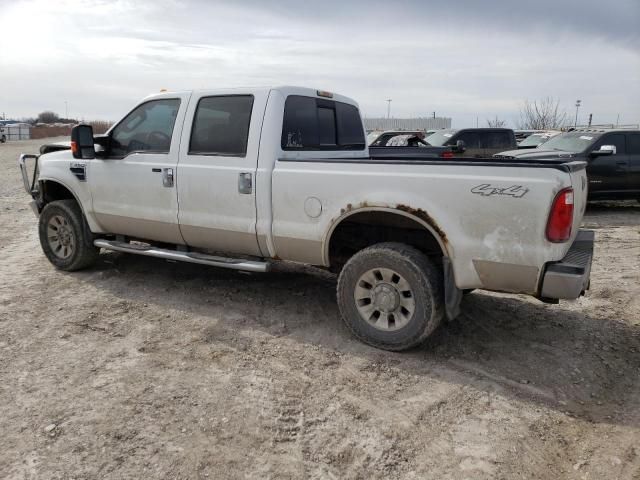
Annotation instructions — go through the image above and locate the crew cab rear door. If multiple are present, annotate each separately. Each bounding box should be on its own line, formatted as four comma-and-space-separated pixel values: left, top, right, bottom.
626, 132, 640, 195
176, 90, 268, 257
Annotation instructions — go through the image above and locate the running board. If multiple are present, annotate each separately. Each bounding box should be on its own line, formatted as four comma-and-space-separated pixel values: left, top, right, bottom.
93, 239, 270, 273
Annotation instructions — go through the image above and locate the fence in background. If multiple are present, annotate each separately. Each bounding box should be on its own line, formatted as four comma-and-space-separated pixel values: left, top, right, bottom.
363, 117, 452, 132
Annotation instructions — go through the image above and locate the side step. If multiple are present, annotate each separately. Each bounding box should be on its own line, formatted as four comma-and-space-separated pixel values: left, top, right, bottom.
94, 239, 270, 273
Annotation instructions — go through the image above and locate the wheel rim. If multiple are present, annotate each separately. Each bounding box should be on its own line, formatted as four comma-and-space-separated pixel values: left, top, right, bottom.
47, 214, 75, 259
353, 267, 416, 331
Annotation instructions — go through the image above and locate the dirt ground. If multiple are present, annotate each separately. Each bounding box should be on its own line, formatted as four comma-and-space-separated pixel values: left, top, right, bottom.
1, 138, 639, 480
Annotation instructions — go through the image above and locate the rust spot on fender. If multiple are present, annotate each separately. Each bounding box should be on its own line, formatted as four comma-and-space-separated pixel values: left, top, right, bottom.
395, 204, 448, 243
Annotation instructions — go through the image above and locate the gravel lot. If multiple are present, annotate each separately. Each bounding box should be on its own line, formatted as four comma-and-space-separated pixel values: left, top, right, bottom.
1, 138, 639, 479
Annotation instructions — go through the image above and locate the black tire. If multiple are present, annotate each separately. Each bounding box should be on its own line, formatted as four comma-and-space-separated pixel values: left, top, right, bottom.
38, 199, 99, 271
337, 242, 444, 351
0, 135, 6, 143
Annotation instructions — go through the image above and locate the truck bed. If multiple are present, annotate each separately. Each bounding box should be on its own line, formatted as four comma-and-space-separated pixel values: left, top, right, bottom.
289, 150, 588, 172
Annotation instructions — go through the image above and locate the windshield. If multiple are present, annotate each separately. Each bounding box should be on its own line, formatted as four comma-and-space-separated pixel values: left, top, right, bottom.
425, 130, 457, 146
542, 132, 601, 152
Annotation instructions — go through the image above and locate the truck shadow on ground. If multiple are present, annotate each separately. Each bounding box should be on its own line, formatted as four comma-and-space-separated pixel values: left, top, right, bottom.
80, 251, 640, 430
584, 200, 640, 227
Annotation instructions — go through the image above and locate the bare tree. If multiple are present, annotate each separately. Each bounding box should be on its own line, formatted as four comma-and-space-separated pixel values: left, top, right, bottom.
37, 111, 59, 124
486, 116, 506, 128
518, 97, 568, 130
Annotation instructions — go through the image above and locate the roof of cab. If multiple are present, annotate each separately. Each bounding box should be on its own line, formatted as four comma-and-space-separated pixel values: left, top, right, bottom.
143, 86, 360, 108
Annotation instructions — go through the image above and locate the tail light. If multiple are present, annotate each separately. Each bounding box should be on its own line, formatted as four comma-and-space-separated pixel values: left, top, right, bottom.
441, 150, 454, 159
546, 187, 574, 242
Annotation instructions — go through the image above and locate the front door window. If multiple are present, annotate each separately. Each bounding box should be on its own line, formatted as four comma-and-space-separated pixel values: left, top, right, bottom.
110, 99, 181, 158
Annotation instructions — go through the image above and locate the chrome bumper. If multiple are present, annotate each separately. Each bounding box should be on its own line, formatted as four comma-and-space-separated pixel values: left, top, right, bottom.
18, 153, 39, 195
540, 230, 594, 300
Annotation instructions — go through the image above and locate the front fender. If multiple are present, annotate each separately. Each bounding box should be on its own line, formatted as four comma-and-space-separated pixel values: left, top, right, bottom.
37, 151, 102, 232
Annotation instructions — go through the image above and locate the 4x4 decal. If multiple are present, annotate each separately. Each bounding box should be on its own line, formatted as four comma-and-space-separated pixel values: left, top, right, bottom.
471, 184, 529, 198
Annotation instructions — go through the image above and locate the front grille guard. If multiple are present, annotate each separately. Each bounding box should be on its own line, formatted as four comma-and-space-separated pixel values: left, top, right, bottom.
18, 154, 39, 197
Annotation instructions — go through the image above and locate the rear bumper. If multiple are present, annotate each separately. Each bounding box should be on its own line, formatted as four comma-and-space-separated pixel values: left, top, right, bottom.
539, 229, 594, 300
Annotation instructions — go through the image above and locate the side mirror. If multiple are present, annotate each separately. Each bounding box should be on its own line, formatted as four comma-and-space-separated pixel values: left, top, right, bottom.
71, 124, 95, 159
453, 139, 466, 153
590, 145, 615, 157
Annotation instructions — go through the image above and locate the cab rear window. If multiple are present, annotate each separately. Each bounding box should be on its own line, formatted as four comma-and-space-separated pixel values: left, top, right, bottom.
281, 95, 365, 150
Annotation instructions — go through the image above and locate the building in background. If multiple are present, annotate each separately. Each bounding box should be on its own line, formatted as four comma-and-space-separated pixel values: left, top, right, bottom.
363, 116, 451, 132
1, 123, 32, 141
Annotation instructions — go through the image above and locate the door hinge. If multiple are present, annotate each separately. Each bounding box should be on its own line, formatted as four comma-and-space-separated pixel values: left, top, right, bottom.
238, 172, 252, 194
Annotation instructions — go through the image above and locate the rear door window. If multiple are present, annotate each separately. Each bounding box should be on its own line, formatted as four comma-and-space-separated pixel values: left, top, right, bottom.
281, 95, 365, 150
482, 131, 512, 149
189, 95, 254, 156
626, 133, 640, 154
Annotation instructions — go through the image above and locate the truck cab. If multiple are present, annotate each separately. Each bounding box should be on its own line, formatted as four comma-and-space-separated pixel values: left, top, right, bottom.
425, 128, 517, 157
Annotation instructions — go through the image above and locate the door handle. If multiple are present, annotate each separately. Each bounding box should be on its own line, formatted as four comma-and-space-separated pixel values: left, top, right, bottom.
238, 172, 252, 194
151, 168, 161, 172
162, 168, 174, 187
616, 161, 628, 171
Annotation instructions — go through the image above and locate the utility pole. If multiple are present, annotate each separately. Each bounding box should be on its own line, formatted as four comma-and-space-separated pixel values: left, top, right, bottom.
386, 99, 392, 119
574, 99, 581, 127
432, 111, 436, 119
588, 113, 592, 126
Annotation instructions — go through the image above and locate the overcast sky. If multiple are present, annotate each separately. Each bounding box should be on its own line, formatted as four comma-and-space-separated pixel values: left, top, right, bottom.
1, 0, 638, 127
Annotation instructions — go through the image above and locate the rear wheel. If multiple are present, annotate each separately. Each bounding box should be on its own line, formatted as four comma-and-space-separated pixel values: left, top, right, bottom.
38, 200, 98, 271
337, 242, 444, 351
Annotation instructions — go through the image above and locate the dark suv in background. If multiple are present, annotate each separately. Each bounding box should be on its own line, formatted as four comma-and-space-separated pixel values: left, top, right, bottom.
426, 128, 517, 157
495, 128, 640, 201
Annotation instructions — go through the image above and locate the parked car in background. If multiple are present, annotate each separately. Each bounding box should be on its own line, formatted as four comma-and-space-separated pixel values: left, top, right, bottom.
495, 128, 640, 201
369, 130, 426, 146
425, 128, 517, 157
517, 130, 562, 149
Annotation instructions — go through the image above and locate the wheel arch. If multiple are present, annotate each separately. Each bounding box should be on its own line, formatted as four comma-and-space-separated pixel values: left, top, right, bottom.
323, 206, 451, 268
37, 178, 100, 232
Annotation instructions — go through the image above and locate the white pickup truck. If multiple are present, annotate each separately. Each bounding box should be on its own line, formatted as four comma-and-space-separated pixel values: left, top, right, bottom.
19, 86, 594, 351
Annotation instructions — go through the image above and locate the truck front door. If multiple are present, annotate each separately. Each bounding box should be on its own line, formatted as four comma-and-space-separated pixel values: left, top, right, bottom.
89, 95, 190, 243
176, 91, 267, 257
450, 131, 481, 157
587, 133, 629, 197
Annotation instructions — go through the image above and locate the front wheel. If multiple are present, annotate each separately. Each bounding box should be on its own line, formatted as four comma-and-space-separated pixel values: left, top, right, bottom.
38, 200, 98, 271
337, 242, 444, 351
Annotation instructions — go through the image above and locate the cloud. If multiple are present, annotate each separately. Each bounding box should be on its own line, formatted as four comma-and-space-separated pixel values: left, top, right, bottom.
0, 0, 638, 127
